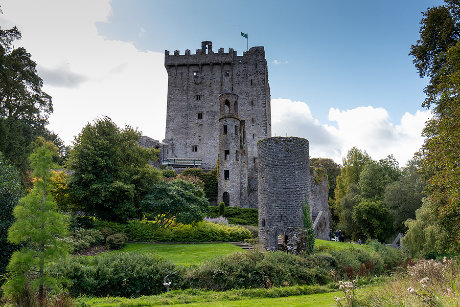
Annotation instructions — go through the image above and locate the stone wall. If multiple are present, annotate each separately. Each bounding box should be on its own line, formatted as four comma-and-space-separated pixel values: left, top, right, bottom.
163, 41, 271, 208
309, 168, 331, 240
258, 137, 310, 251
217, 93, 248, 207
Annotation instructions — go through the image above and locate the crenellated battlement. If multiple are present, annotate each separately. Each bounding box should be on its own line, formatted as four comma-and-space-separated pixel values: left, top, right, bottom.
164, 41, 265, 67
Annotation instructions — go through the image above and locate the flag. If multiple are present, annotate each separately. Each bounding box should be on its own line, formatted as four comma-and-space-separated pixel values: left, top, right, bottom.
241, 32, 248, 38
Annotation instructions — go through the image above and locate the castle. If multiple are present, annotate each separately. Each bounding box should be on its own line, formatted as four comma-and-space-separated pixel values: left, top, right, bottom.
162, 41, 270, 208
160, 41, 330, 243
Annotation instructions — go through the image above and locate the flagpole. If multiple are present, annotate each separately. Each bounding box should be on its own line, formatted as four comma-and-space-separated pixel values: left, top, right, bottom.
247, 33, 248, 51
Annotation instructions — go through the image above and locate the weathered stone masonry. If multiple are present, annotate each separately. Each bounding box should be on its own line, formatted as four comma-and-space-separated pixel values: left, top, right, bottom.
217, 93, 248, 208
258, 137, 310, 251
163, 41, 271, 208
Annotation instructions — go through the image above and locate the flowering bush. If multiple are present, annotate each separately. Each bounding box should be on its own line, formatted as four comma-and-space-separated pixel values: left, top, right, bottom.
203, 216, 229, 226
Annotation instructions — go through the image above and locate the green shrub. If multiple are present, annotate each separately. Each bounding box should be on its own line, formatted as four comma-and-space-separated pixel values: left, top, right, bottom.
141, 179, 209, 226
106, 233, 128, 250
70, 215, 94, 230
94, 220, 252, 242
207, 206, 258, 226
329, 247, 384, 279
47, 253, 182, 297
162, 169, 177, 178
242, 225, 258, 238
367, 240, 407, 269
69, 228, 104, 253
219, 202, 225, 215
184, 250, 332, 291
99, 226, 116, 239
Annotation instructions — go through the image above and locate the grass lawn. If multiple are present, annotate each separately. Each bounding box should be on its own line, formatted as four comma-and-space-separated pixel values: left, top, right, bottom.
170, 292, 339, 307
77, 286, 339, 306
111, 243, 243, 266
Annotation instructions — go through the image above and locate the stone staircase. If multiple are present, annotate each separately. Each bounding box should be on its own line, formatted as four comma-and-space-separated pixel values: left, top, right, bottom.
231, 242, 254, 250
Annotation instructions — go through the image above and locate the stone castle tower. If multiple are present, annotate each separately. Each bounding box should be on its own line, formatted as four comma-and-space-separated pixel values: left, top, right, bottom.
217, 93, 248, 207
258, 137, 310, 251
163, 41, 271, 207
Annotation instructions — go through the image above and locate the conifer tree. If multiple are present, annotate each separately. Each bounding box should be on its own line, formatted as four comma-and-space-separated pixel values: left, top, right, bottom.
303, 199, 315, 254
1, 138, 69, 303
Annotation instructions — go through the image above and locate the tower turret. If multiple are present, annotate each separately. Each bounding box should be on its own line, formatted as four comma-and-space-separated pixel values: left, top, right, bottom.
218, 93, 248, 207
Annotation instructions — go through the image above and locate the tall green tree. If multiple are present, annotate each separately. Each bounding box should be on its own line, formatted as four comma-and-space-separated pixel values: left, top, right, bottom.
334, 147, 371, 205
0, 153, 22, 283
352, 199, 393, 242
384, 158, 424, 233
410, 0, 460, 248
403, 198, 454, 258
0, 19, 64, 182
334, 147, 370, 236
67, 117, 161, 222
358, 156, 401, 201
0, 26, 52, 125
334, 151, 401, 241
1, 139, 69, 302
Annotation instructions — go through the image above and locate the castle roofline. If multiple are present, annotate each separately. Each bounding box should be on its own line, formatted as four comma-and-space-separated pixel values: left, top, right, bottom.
164, 41, 265, 66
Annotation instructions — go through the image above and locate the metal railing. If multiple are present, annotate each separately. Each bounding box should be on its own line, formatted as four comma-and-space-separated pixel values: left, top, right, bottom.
161, 158, 202, 168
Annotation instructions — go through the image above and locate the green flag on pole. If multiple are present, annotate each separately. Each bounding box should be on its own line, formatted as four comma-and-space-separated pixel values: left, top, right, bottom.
241, 32, 248, 51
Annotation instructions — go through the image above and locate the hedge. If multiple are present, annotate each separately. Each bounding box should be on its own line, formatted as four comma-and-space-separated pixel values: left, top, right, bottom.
207, 206, 258, 226
94, 220, 252, 242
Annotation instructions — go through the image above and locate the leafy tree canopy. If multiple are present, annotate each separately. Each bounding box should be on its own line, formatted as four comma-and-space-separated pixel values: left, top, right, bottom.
67, 117, 161, 222
181, 168, 218, 203
358, 155, 401, 201
403, 198, 457, 258
334, 147, 370, 236
0, 25, 52, 126
141, 179, 209, 227
334, 147, 371, 204
384, 157, 424, 233
352, 199, 393, 243
334, 151, 401, 241
410, 0, 460, 247
0, 18, 65, 182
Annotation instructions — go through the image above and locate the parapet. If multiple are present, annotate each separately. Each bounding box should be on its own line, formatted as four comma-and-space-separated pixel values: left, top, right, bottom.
164, 41, 265, 67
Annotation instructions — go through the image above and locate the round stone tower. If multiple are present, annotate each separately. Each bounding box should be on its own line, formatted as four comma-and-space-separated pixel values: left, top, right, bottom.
218, 93, 248, 207
257, 137, 310, 251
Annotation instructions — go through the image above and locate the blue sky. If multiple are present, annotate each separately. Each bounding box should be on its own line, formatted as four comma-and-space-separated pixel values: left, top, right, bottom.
97, 0, 441, 123
0, 0, 443, 164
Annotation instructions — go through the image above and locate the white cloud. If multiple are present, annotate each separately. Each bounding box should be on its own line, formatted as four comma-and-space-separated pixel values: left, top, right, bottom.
272, 99, 431, 165
272, 59, 288, 65
272, 99, 342, 159
1, 0, 167, 144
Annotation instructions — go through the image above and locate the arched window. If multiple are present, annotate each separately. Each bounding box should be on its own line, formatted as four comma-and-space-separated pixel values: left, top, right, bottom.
224, 100, 231, 113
